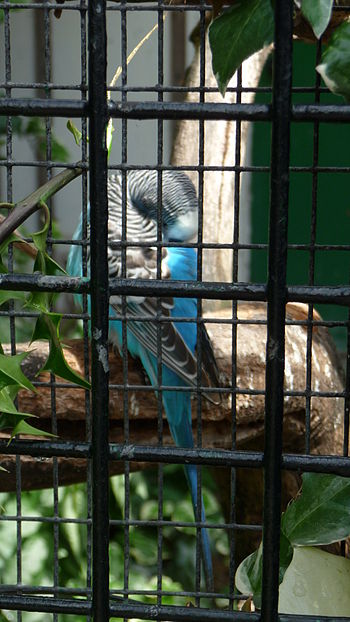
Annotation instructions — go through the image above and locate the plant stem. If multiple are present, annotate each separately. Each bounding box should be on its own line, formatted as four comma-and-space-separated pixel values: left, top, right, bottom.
0, 163, 83, 246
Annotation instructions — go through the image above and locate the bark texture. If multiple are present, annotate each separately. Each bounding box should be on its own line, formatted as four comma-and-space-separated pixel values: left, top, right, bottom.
171, 36, 271, 284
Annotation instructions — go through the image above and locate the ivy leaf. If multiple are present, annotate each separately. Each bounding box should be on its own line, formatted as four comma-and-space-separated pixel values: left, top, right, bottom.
301, 0, 333, 39
209, 0, 274, 96
31, 313, 90, 389
282, 472, 350, 546
31, 312, 61, 343
0, 414, 54, 439
44, 253, 67, 276
0, 352, 36, 393
0, 386, 36, 418
316, 21, 350, 101
41, 341, 90, 389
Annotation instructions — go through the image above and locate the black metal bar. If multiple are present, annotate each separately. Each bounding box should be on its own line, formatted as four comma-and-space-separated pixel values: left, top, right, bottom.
2, 441, 350, 476
88, 0, 110, 619
1, 592, 350, 622
3, 98, 350, 122
0, 273, 350, 305
261, 0, 293, 620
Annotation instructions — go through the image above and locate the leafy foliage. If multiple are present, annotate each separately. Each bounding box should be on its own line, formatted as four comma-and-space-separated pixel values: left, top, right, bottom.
209, 1, 350, 102
236, 472, 350, 612
301, 0, 333, 39
0, 467, 228, 620
317, 20, 350, 101
208, 0, 274, 96
0, 201, 89, 437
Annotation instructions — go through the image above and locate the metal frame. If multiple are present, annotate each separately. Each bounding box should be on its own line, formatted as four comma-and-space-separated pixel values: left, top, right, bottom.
0, 0, 350, 620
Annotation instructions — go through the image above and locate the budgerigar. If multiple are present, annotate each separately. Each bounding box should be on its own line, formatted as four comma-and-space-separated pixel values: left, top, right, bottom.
67, 169, 220, 590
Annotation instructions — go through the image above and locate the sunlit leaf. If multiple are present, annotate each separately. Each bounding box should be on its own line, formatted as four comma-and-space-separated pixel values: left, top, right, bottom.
301, 0, 333, 39
317, 21, 350, 101
279, 547, 350, 616
209, 0, 274, 96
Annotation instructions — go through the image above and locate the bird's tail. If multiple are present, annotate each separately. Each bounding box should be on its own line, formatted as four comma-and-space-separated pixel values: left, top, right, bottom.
184, 463, 214, 593
162, 389, 214, 592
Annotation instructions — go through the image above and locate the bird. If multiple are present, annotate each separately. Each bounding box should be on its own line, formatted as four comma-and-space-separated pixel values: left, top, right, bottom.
67, 169, 220, 591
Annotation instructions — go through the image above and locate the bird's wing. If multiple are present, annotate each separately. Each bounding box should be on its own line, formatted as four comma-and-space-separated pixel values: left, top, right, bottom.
109, 245, 201, 387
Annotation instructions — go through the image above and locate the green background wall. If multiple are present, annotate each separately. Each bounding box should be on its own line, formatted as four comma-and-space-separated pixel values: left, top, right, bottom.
250, 41, 350, 351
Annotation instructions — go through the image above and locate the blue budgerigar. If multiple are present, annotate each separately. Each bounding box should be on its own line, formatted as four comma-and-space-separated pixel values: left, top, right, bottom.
67, 169, 220, 590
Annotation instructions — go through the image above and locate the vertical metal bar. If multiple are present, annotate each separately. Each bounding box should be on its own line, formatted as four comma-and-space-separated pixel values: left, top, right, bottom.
228, 64, 242, 608
261, 1, 293, 620
88, 0, 110, 619
156, 0, 164, 606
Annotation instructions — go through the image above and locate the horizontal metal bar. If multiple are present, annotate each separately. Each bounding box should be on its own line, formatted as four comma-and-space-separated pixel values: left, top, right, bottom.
0, 98, 88, 117
1, 441, 350, 476
2, 98, 350, 122
287, 285, 350, 306
0, 273, 349, 305
1, 592, 350, 622
0, 594, 260, 621
109, 101, 271, 120
0, 440, 90, 458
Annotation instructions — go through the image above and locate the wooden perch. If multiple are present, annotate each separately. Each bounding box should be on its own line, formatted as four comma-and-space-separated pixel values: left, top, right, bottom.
0, 302, 344, 492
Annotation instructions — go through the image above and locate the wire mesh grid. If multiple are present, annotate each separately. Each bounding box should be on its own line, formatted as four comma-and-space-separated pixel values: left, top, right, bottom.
0, 0, 350, 620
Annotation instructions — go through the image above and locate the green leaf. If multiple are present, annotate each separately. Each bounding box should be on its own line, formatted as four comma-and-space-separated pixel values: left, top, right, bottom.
235, 530, 293, 608
67, 120, 83, 146
44, 252, 67, 276
0, 291, 27, 307
0, 232, 18, 256
1, 414, 55, 439
209, 0, 274, 96
316, 21, 350, 101
32, 202, 50, 252
41, 341, 90, 389
301, 0, 333, 39
0, 386, 36, 417
31, 313, 90, 389
0, 351, 35, 393
235, 543, 262, 607
31, 312, 61, 343
282, 472, 350, 546
279, 547, 350, 616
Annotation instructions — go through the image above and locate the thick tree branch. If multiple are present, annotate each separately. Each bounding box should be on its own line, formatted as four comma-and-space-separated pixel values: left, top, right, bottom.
0, 303, 344, 492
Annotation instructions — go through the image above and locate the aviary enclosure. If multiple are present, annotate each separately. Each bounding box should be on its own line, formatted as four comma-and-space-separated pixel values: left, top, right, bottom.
0, 0, 350, 620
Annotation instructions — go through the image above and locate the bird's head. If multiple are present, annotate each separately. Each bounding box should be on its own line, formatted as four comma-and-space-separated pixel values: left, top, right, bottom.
129, 170, 198, 242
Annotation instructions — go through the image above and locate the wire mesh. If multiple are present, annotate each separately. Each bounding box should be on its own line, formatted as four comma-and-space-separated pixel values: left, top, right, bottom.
0, 0, 349, 621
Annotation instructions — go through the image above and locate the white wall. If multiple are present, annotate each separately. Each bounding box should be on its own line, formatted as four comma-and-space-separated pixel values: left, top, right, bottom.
1, 7, 250, 278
